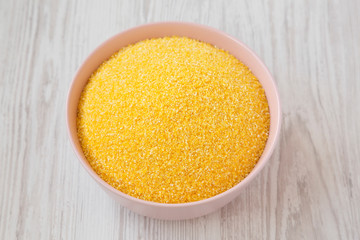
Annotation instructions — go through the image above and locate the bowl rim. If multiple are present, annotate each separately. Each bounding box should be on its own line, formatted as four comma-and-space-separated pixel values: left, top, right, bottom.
66, 21, 281, 208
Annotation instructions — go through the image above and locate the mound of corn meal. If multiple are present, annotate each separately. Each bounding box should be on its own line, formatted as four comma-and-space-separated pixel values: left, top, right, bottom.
77, 36, 270, 203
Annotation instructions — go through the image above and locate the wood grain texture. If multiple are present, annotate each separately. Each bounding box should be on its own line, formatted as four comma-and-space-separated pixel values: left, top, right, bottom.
0, 0, 359, 239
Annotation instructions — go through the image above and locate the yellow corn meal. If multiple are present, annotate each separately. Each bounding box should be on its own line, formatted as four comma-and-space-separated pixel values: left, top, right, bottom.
77, 36, 270, 203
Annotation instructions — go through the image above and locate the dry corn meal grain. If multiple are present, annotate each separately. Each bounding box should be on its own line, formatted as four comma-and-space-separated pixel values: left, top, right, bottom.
77, 36, 270, 203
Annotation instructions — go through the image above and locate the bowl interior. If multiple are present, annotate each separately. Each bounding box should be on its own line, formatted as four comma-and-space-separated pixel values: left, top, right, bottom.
67, 22, 281, 206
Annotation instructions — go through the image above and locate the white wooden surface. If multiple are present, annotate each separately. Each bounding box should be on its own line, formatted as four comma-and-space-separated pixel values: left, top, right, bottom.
1, 0, 359, 239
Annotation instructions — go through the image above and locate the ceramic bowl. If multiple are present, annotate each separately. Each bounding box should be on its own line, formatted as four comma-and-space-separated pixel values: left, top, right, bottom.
67, 22, 281, 220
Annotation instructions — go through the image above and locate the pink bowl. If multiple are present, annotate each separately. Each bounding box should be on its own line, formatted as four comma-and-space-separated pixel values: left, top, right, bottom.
67, 22, 281, 220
